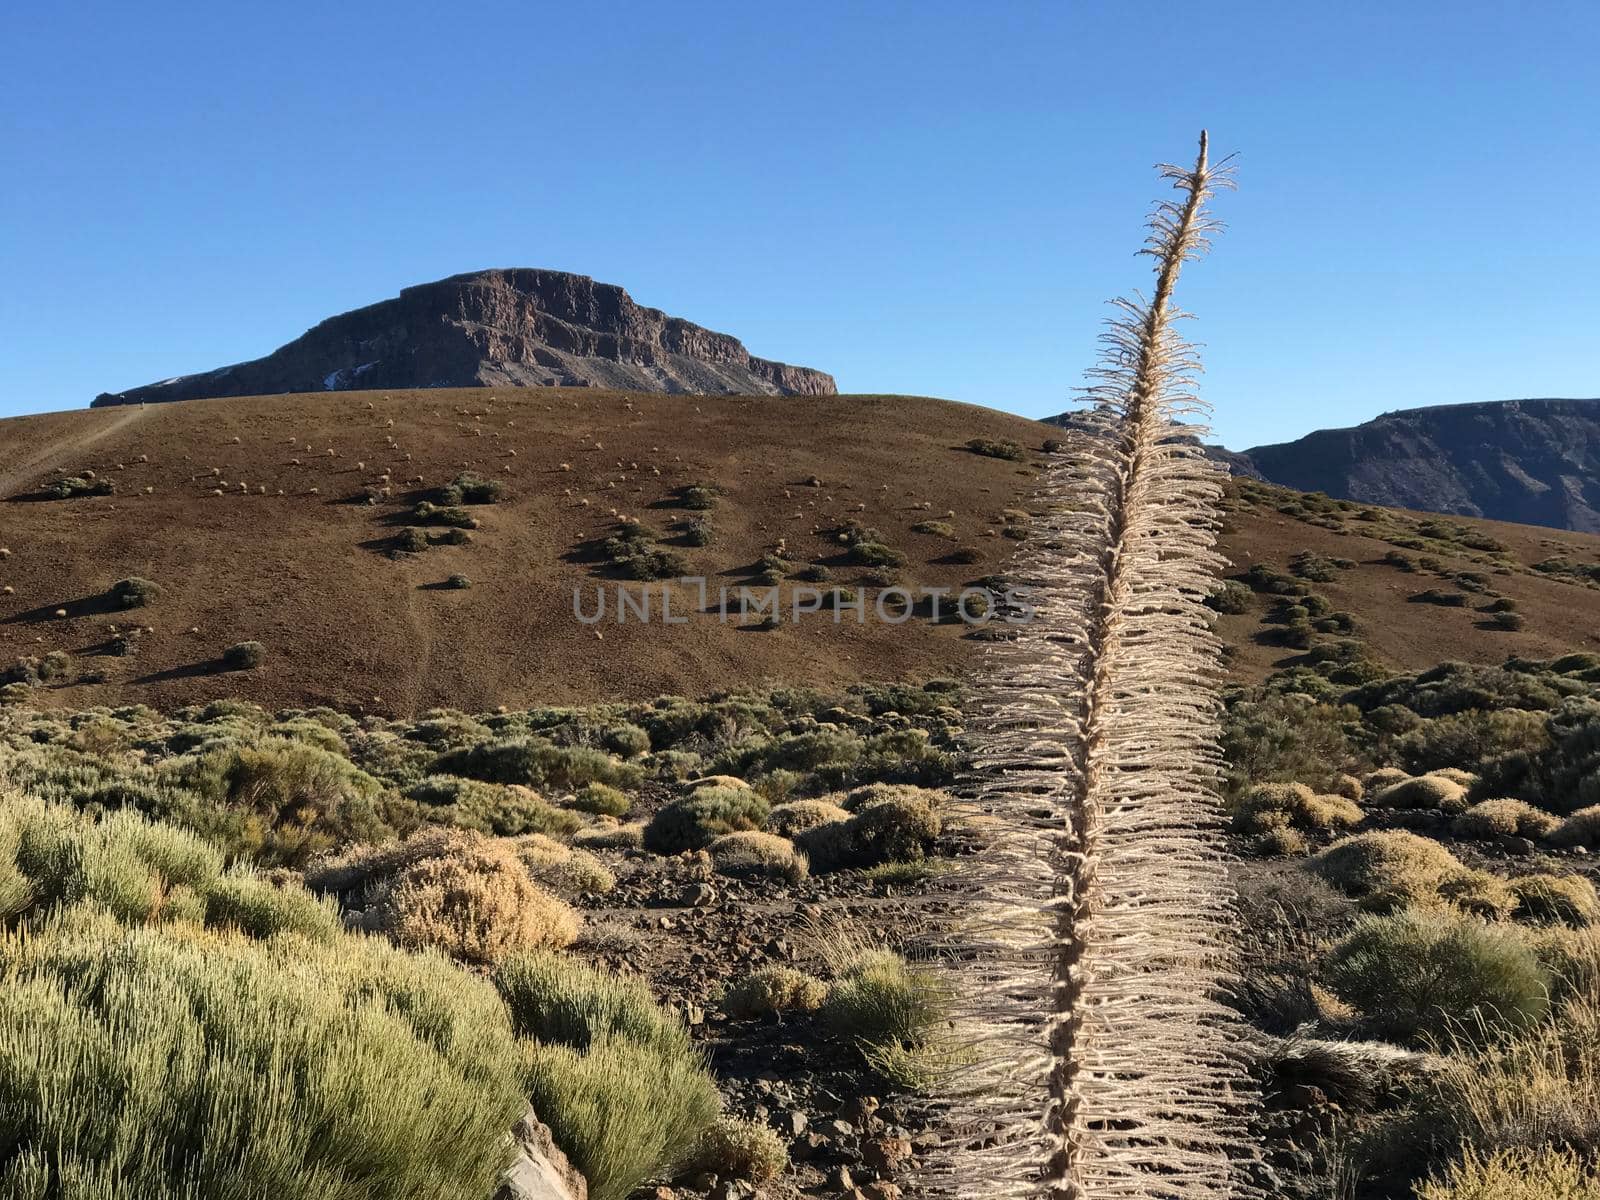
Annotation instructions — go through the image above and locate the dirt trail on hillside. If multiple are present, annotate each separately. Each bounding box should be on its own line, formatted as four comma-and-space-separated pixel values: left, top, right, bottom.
0, 406, 147, 498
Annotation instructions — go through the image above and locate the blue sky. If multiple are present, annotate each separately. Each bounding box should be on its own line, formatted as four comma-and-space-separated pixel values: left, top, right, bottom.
2, 1, 1596, 448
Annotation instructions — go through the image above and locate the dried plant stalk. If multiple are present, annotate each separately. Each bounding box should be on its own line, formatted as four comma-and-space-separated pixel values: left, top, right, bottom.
931, 133, 1261, 1198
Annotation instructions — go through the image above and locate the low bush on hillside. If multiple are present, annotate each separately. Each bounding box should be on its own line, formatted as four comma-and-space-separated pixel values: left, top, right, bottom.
1508, 873, 1599, 926
308, 828, 577, 962
513, 833, 616, 896
1206, 579, 1254, 614
645, 785, 771, 854
707, 830, 808, 882
1416, 1147, 1597, 1200
413, 501, 479, 528
1308, 830, 1473, 911
1452, 798, 1560, 841
964, 437, 1025, 461
1323, 909, 1549, 1045
108, 576, 162, 607
496, 952, 720, 1200
722, 965, 830, 1018
683, 1117, 789, 1185
42, 475, 114, 499
1231, 781, 1363, 835
404, 774, 577, 837
222, 640, 265, 670
821, 948, 952, 1091
435, 473, 505, 504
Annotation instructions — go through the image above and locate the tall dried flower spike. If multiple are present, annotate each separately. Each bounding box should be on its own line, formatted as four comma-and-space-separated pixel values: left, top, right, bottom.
931, 133, 1260, 1198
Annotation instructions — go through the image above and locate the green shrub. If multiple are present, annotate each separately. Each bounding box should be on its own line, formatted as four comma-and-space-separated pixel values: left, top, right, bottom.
1416, 1147, 1598, 1200
434, 738, 642, 791
684, 1116, 788, 1185
404, 775, 577, 838
1307, 830, 1467, 911
707, 830, 808, 883
847, 541, 906, 568
1509, 873, 1600, 926
1412, 589, 1470, 607
964, 437, 1025, 461
600, 722, 651, 758
203, 871, 342, 941
765, 798, 850, 837
0, 910, 527, 1200
445, 574, 472, 589
1290, 551, 1342, 582
911, 519, 957, 539
437, 473, 505, 504
513, 834, 616, 896
1324, 909, 1550, 1045
820, 949, 951, 1091
108, 576, 162, 607
222, 641, 265, 670
1452, 799, 1560, 841
1231, 781, 1363, 834
644, 786, 770, 854
1206, 580, 1253, 614
721, 966, 829, 1018
1374, 772, 1471, 814
413, 502, 479, 529
42, 475, 113, 499
571, 781, 631, 817
522, 1038, 719, 1200
497, 950, 720, 1200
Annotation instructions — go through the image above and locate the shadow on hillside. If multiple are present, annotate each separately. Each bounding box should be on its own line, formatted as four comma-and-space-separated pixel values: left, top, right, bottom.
2, 592, 124, 625
131, 658, 235, 684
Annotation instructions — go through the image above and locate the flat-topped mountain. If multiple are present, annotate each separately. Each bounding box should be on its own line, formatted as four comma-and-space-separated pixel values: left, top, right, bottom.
92, 269, 836, 406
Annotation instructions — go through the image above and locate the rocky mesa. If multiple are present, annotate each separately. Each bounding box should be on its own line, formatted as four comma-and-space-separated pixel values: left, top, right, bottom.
93, 269, 837, 406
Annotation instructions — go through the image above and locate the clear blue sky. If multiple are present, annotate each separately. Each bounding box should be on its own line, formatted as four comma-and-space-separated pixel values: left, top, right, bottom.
2, 1, 1596, 448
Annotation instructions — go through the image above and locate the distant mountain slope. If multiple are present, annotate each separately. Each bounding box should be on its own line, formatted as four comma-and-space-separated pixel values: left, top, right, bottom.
92, 270, 836, 406
1237, 398, 1600, 531
1051, 398, 1600, 531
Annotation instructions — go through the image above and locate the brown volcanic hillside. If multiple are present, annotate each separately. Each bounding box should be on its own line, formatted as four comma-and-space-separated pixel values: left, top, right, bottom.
3, 392, 1598, 716
92, 269, 837, 406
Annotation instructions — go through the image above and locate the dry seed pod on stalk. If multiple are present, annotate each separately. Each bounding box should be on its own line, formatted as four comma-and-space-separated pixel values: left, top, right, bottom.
929, 133, 1264, 1198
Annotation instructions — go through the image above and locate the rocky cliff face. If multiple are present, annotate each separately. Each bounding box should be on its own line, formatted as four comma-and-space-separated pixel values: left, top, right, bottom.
1235, 399, 1600, 531
1047, 398, 1600, 531
93, 269, 836, 406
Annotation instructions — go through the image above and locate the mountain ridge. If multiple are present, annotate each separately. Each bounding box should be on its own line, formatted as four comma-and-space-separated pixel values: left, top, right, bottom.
92, 269, 837, 406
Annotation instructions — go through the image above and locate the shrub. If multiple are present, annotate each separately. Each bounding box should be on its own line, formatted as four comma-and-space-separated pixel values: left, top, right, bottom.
1395, 710, 1550, 776
1253, 827, 1309, 857
1452, 799, 1560, 841
318, 829, 578, 962
413, 502, 478, 529
1412, 589, 1470, 607
42, 475, 113, 499
600, 722, 651, 758
1231, 781, 1362, 834
1415, 1148, 1598, 1200
445, 573, 472, 589
684, 1116, 788, 1184
798, 790, 943, 872
1205, 580, 1253, 614
108, 576, 162, 607
765, 798, 850, 837
434, 737, 641, 791
965, 437, 1025, 461
203, 871, 343, 941
0, 914, 527, 1200
847, 540, 906, 568
679, 484, 720, 511
721, 966, 829, 1018
1289, 551, 1342, 582
644, 786, 770, 854
1509, 873, 1600, 926
573, 822, 645, 851
911, 519, 957, 539
1323, 909, 1550, 1045
404, 775, 578, 838
679, 517, 714, 546
1362, 766, 1412, 793
514, 834, 617, 896
522, 1038, 720, 1200
222, 641, 265, 670
1375, 772, 1470, 814
821, 949, 951, 1089
571, 781, 631, 817
1550, 805, 1600, 849
496, 952, 718, 1200
436, 473, 505, 504
394, 527, 429, 553
707, 830, 808, 883
1307, 830, 1467, 911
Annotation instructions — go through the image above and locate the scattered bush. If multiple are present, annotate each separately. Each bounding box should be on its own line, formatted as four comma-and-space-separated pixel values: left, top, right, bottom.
436, 473, 505, 504
1509, 873, 1600, 926
1206, 580, 1253, 614
721, 966, 829, 1018
911, 519, 957, 539
964, 437, 1025, 461
1308, 830, 1468, 911
1323, 909, 1550, 1045
683, 1116, 788, 1185
514, 834, 617, 896
42, 475, 113, 499
644, 785, 771, 854
445, 573, 472, 589
1412, 589, 1470, 607
313, 828, 578, 963
108, 576, 162, 608
1231, 781, 1363, 835
1550, 805, 1600, 849
1452, 799, 1560, 841
222, 641, 265, 670
821, 949, 951, 1091
707, 830, 808, 883
1253, 827, 1310, 857
1489, 611, 1527, 631
1415, 1147, 1598, 1200
1374, 772, 1471, 814
571, 781, 631, 817
765, 798, 850, 837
